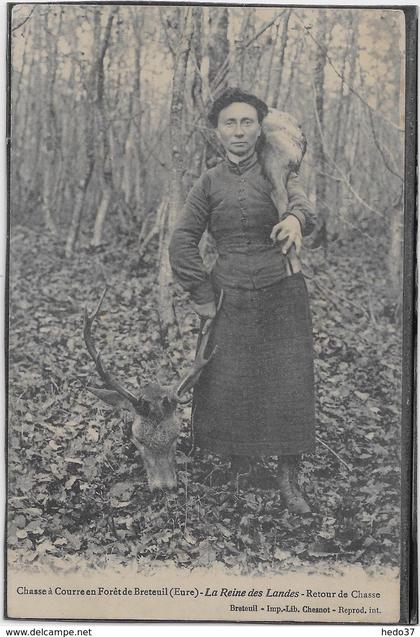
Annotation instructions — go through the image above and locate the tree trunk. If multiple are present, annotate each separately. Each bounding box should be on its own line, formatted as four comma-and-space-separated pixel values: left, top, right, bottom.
239, 10, 255, 86
55, 35, 78, 228
208, 7, 229, 96
26, 11, 43, 210
263, 23, 280, 103
183, 5, 204, 193
118, 8, 145, 219
92, 169, 113, 246
41, 8, 60, 235
10, 18, 31, 217
65, 8, 115, 256
312, 15, 329, 252
158, 7, 194, 333
341, 21, 358, 177
64, 168, 95, 259
91, 9, 115, 247
388, 189, 404, 308
205, 7, 229, 168
282, 39, 303, 109
228, 9, 246, 87
272, 10, 291, 108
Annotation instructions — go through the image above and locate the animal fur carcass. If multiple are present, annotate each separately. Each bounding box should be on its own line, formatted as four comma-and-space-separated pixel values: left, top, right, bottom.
260, 108, 307, 272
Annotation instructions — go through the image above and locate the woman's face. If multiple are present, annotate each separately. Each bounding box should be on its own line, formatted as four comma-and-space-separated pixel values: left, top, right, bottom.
216, 102, 261, 158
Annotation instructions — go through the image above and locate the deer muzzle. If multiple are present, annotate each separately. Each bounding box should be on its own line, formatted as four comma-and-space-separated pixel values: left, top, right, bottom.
139, 445, 178, 491
132, 411, 179, 492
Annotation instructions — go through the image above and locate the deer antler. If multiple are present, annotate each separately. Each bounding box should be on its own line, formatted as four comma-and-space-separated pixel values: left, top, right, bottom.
175, 330, 217, 401
84, 288, 223, 409
83, 288, 143, 411
175, 290, 224, 401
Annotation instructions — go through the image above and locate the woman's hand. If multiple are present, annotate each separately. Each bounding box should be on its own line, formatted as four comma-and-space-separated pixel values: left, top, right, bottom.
270, 215, 302, 255
192, 300, 216, 334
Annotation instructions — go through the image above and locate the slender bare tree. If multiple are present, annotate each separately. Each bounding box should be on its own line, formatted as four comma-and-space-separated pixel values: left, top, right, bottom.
65, 8, 115, 257
271, 9, 291, 107
91, 9, 116, 247
158, 7, 194, 333
312, 13, 329, 253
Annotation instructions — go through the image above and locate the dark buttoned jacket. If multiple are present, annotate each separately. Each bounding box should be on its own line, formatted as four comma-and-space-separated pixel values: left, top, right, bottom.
169, 152, 315, 305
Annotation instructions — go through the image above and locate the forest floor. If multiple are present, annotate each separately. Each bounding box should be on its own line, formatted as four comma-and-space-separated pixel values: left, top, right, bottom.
8, 225, 403, 575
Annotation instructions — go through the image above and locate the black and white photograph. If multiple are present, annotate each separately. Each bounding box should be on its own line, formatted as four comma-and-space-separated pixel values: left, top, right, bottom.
6, 2, 415, 622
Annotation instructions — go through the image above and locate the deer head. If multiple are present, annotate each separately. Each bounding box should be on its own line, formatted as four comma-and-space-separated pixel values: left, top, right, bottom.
83, 289, 217, 492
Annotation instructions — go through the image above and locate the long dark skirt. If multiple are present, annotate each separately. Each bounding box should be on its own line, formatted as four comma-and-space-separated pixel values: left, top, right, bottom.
192, 273, 316, 457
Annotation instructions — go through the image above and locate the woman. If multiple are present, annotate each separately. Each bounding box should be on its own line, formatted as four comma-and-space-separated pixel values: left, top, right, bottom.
169, 88, 316, 514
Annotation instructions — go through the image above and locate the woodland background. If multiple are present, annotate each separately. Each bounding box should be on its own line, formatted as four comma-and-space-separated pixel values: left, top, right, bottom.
9, 5, 405, 573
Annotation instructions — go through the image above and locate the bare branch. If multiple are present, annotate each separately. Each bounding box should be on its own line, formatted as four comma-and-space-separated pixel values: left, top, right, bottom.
242, 9, 287, 50
367, 105, 403, 182
12, 6, 35, 32
311, 276, 371, 320
316, 437, 352, 471
292, 11, 404, 133
307, 57, 386, 220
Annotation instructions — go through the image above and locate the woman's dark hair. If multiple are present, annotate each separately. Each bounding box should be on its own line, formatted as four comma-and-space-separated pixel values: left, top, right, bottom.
208, 87, 269, 128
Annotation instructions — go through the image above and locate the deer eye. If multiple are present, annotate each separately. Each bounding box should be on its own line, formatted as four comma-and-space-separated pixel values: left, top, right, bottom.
136, 401, 151, 417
